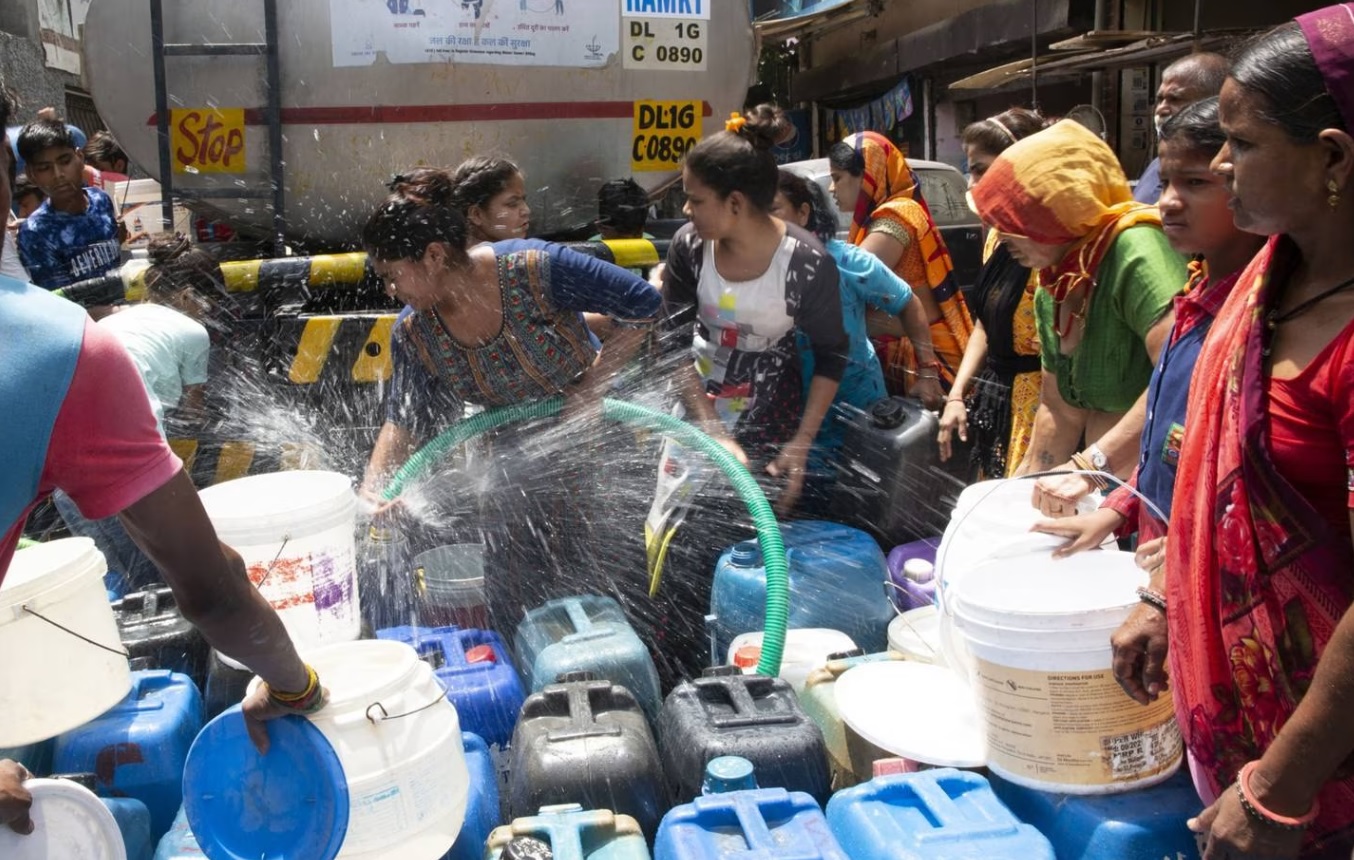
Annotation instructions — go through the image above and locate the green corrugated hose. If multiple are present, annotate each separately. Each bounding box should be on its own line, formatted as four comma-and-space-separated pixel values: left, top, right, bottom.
380, 397, 789, 678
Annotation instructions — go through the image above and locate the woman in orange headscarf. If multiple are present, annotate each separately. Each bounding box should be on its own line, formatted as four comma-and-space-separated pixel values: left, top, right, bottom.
828, 131, 968, 408
970, 119, 1184, 517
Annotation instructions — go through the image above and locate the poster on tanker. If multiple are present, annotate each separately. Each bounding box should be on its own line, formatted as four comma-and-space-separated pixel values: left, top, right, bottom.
331, 0, 620, 68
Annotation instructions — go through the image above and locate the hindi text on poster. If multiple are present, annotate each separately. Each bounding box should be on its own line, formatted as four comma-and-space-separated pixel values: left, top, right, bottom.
632, 100, 701, 172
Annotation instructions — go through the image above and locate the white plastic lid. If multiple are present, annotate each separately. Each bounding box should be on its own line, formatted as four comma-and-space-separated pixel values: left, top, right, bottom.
0, 779, 128, 860
835, 661, 986, 768
1, 538, 106, 611
198, 470, 356, 543
887, 606, 941, 661
954, 549, 1145, 629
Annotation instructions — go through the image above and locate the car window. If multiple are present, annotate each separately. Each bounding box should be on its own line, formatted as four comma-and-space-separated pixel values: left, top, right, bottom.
914, 167, 974, 228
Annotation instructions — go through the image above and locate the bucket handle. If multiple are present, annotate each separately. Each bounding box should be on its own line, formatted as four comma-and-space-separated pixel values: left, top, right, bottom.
252, 535, 292, 591
365, 677, 451, 725
21, 605, 129, 658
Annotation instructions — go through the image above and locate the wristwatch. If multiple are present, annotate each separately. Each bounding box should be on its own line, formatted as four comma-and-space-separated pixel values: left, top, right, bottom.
1085, 443, 1108, 472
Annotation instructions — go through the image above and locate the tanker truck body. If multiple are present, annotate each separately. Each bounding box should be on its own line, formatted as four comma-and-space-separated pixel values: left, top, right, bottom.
83, 0, 756, 248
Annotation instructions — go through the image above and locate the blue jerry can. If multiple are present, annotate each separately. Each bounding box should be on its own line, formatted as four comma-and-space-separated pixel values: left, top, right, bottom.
443, 731, 503, 860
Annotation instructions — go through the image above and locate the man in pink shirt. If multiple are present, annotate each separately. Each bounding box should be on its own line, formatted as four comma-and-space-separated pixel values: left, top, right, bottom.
0, 91, 322, 835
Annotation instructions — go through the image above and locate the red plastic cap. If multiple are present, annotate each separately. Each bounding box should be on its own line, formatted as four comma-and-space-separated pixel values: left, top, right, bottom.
732, 645, 761, 669
465, 644, 496, 665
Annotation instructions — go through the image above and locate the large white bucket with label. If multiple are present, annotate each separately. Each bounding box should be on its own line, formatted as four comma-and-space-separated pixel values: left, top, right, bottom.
0, 539, 131, 746
252, 639, 470, 858
198, 471, 360, 668
953, 549, 1182, 794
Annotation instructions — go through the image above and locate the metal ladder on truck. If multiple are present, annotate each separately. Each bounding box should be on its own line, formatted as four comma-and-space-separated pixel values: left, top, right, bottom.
148, 0, 287, 257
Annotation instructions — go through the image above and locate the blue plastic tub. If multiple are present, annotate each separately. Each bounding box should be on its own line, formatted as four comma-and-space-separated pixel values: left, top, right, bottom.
378, 625, 526, 747
655, 785, 847, 859
53, 670, 204, 843
487, 803, 652, 860
444, 731, 503, 860
515, 595, 662, 720
711, 521, 893, 654
991, 768, 1204, 859
826, 769, 1055, 860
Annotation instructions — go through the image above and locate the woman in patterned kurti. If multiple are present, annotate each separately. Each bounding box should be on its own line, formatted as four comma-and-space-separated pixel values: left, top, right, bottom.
827, 131, 970, 403
358, 169, 661, 633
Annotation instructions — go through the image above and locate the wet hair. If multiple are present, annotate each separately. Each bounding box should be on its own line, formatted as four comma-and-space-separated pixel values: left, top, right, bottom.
84, 131, 127, 170
776, 169, 838, 244
1158, 96, 1226, 158
363, 169, 472, 264
1162, 52, 1231, 98
17, 118, 79, 164
13, 176, 43, 205
1231, 22, 1345, 140
0, 86, 12, 134
446, 156, 522, 217
683, 104, 788, 211
144, 233, 224, 301
596, 178, 650, 235
961, 108, 1048, 156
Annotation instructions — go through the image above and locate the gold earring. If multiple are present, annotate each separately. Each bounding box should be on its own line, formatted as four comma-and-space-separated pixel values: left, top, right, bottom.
1328, 179, 1341, 211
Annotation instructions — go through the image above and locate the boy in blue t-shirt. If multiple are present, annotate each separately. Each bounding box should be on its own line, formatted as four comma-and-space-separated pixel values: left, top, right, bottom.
17, 119, 122, 290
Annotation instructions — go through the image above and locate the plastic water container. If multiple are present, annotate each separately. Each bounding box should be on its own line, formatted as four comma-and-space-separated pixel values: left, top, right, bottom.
886, 538, 940, 613
52, 669, 204, 842
800, 652, 905, 788
111, 588, 209, 692
829, 397, 972, 547
0, 777, 130, 860
300, 639, 470, 858
487, 804, 651, 860
711, 521, 893, 654
198, 471, 361, 668
516, 596, 662, 721
952, 551, 1183, 794
378, 625, 526, 747
658, 669, 831, 805
0, 539, 131, 747
509, 676, 665, 839
991, 767, 1203, 860
202, 648, 253, 722
887, 606, 943, 665
726, 629, 858, 696
826, 769, 1055, 860
152, 807, 200, 860
445, 732, 502, 860
100, 795, 155, 860
415, 544, 490, 631
654, 757, 849, 860
0, 739, 54, 776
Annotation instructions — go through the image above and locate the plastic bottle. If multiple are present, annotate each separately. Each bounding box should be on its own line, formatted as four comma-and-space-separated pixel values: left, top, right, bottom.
358, 526, 416, 633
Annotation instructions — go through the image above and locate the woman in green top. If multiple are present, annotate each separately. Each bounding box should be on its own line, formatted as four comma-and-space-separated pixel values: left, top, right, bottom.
971, 120, 1185, 516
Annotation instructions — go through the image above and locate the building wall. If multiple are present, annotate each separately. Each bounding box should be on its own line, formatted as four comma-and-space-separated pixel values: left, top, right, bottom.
809, 0, 996, 71
1, 0, 87, 126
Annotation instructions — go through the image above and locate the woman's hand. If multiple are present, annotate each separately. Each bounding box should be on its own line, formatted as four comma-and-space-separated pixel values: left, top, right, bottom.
1135, 536, 1167, 578
1109, 602, 1170, 705
240, 683, 329, 755
911, 375, 946, 411
1032, 463, 1096, 517
0, 760, 33, 835
767, 436, 811, 516
358, 487, 402, 520
1030, 506, 1125, 557
937, 399, 968, 462
1190, 785, 1305, 860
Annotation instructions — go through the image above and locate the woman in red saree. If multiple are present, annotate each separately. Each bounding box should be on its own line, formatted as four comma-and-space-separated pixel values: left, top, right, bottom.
1172, 8, 1354, 858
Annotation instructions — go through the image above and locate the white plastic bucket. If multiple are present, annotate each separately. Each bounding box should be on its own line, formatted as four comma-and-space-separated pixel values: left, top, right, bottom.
0, 539, 131, 746
254, 640, 470, 859
199, 471, 360, 668
728, 628, 858, 695
953, 550, 1183, 794
0, 778, 127, 860
835, 661, 986, 771
887, 606, 942, 664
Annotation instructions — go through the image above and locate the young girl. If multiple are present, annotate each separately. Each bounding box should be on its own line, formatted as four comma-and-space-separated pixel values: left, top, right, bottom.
769, 168, 938, 463
445, 156, 531, 244
1030, 96, 1266, 703
359, 169, 661, 632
